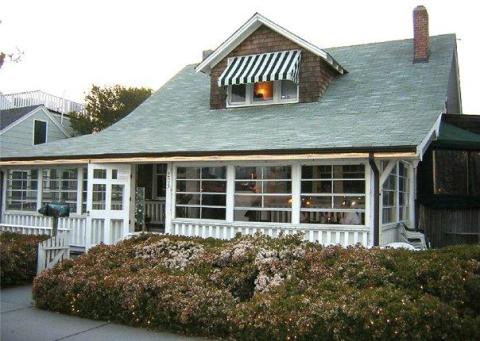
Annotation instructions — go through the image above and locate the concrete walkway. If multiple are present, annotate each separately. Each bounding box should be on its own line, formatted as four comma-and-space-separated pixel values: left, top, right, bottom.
1, 285, 204, 341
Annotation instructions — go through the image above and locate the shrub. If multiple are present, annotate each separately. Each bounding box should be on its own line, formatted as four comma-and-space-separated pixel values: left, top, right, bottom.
0, 232, 49, 287
33, 234, 480, 340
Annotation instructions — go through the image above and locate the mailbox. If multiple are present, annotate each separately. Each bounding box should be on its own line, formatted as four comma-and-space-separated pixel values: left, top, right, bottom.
38, 202, 70, 218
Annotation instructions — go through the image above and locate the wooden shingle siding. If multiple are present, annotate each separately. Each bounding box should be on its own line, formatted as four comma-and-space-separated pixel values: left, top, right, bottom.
210, 25, 338, 109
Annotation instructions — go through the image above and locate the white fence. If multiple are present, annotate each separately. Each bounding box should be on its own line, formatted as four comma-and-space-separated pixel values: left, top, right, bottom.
145, 200, 165, 224
0, 90, 84, 114
37, 232, 70, 274
0, 213, 86, 247
170, 221, 370, 247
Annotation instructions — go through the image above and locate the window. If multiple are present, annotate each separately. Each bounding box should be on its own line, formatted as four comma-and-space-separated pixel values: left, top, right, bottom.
82, 168, 88, 213
382, 162, 410, 224
175, 167, 226, 220
33, 120, 47, 145
154, 164, 167, 198
234, 166, 292, 223
92, 184, 106, 210
434, 150, 480, 196
227, 80, 298, 107
111, 185, 124, 210
300, 165, 365, 225
6, 170, 38, 211
42, 168, 78, 213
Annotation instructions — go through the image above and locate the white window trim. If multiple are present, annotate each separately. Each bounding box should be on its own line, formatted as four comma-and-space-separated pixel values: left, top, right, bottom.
32, 119, 48, 145
226, 80, 299, 108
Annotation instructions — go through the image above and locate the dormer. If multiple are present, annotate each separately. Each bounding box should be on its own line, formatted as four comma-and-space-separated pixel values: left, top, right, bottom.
195, 13, 346, 109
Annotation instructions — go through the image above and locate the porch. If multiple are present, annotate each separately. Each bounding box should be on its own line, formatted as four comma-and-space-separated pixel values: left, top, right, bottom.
0, 157, 417, 250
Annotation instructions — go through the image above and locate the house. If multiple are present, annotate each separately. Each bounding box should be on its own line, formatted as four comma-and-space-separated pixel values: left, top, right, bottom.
0, 6, 476, 251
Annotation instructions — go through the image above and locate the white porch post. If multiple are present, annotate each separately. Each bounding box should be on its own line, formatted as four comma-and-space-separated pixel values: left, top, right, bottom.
36, 168, 42, 211
164, 162, 174, 234
76, 166, 83, 215
226, 165, 235, 222
365, 162, 374, 246
85, 163, 93, 249
291, 164, 301, 224
1, 169, 7, 220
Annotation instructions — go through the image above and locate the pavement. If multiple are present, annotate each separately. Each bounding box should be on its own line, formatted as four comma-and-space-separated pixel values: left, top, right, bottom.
1, 285, 204, 341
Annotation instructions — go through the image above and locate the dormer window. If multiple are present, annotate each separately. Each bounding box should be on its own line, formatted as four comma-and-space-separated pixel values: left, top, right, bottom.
220, 50, 301, 108
228, 80, 298, 107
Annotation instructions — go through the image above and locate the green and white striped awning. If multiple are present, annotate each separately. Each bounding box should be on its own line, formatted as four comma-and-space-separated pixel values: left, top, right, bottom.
218, 50, 301, 87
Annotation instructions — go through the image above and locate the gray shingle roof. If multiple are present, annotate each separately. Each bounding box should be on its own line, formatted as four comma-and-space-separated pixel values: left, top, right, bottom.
0, 105, 42, 130
1, 34, 456, 160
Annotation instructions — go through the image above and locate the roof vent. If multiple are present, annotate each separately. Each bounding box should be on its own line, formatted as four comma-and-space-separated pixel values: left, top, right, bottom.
413, 5, 429, 62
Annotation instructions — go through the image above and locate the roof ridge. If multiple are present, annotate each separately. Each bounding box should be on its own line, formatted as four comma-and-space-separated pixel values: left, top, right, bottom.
325, 33, 456, 51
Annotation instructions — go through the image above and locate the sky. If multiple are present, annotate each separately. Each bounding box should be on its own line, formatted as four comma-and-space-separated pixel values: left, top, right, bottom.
0, 0, 479, 113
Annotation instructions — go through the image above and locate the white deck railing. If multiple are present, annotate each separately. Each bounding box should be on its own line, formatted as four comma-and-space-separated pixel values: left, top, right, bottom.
0, 90, 84, 114
145, 200, 165, 224
0, 212, 87, 247
170, 220, 369, 247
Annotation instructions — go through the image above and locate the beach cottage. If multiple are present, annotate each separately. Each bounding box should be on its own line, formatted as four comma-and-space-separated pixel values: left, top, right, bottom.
0, 7, 468, 250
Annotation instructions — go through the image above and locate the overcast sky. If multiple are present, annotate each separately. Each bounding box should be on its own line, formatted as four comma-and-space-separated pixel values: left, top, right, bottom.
1, 0, 478, 113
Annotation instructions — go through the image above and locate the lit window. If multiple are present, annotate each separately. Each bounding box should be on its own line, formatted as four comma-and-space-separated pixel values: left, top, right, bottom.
301, 165, 365, 225
33, 120, 47, 145
175, 167, 226, 220
227, 80, 298, 107
234, 166, 292, 223
253, 82, 273, 102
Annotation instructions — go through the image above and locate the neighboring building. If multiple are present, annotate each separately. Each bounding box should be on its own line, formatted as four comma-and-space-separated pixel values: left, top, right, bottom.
0, 105, 74, 154
0, 6, 477, 251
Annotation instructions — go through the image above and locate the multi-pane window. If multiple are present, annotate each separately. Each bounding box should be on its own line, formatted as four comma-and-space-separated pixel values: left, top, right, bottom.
154, 164, 167, 198
82, 168, 88, 213
92, 184, 106, 210
228, 81, 298, 107
42, 168, 78, 213
6, 170, 38, 211
382, 162, 410, 224
300, 165, 365, 225
234, 166, 292, 223
175, 167, 226, 220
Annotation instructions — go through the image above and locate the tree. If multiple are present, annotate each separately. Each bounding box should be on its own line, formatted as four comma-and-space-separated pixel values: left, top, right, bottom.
70, 85, 152, 135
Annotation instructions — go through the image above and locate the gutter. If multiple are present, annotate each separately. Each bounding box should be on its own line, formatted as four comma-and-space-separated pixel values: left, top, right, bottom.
368, 152, 380, 246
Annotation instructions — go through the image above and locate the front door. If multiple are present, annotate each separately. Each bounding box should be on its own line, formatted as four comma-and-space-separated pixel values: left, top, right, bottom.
86, 163, 132, 248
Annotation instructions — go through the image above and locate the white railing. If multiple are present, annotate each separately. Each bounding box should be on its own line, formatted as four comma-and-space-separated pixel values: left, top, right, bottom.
145, 200, 165, 224
0, 212, 87, 247
37, 232, 70, 274
0, 90, 84, 114
170, 220, 370, 247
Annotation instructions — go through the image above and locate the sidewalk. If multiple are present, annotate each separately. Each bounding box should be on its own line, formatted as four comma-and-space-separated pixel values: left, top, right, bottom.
1, 285, 204, 341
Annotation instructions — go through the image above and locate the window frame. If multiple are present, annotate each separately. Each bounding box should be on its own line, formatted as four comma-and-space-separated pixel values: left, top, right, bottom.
226, 80, 299, 108
41, 167, 79, 213
5, 169, 39, 211
33, 119, 48, 145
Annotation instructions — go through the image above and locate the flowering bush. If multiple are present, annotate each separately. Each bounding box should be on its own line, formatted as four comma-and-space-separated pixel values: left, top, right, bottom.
0, 232, 49, 287
33, 233, 480, 340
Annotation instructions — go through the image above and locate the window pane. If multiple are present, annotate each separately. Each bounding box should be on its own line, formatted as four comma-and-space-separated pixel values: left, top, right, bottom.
111, 184, 124, 210
202, 167, 226, 179
235, 181, 261, 193
280, 80, 297, 100
201, 194, 226, 207
469, 152, 480, 195
177, 167, 200, 179
93, 169, 106, 179
301, 196, 331, 209
235, 195, 262, 208
92, 184, 106, 210
435, 150, 468, 195
301, 180, 331, 193
301, 211, 365, 225
230, 84, 246, 103
333, 180, 365, 194
112, 169, 118, 179
176, 206, 200, 219
176, 194, 201, 205
202, 208, 226, 220
302, 166, 332, 179
202, 181, 226, 193
263, 181, 291, 193
333, 196, 365, 209
253, 81, 273, 102
176, 180, 200, 193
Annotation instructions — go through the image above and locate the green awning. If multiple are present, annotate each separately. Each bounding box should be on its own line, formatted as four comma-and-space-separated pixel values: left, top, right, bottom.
435, 122, 480, 149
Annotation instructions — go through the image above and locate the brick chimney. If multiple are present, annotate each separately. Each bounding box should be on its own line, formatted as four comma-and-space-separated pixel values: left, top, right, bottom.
413, 5, 429, 62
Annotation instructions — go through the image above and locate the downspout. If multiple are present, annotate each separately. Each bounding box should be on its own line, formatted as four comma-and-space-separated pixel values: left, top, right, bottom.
368, 153, 380, 246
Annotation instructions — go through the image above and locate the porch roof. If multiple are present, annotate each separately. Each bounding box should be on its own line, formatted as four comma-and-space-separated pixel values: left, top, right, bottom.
1, 34, 456, 161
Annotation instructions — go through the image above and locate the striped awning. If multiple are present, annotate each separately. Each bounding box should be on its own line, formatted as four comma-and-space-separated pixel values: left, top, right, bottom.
217, 50, 301, 87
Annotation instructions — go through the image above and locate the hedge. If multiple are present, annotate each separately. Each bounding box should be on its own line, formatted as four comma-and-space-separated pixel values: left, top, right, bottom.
1, 232, 49, 287
33, 234, 480, 340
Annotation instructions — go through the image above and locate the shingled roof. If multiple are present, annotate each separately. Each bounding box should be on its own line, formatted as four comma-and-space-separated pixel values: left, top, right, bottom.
1, 34, 456, 160
0, 105, 42, 131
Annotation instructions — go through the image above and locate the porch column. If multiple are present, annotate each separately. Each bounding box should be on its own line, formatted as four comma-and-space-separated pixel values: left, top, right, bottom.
164, 162, 174, 234
408, 162, 417, 227
291, 164, 301, 224
36, 168, 43, 211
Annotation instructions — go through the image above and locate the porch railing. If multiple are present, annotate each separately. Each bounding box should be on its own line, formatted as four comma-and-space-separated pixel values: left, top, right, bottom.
145, 200, 165, 224
0, 212, 87, 247
170, 220, 369, 247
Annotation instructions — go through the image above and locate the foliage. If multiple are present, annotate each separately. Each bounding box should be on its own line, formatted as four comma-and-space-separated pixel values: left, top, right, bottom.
33, 234, 480, 340
0, 232, 49, 287
70, 85, 152, 135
